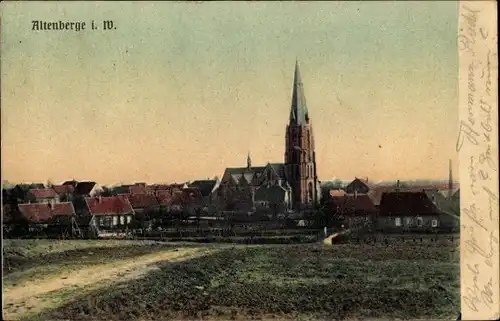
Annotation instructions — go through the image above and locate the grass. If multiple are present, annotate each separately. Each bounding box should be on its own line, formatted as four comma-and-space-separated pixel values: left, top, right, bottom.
3, 239, 199, 287
20, 241, 460, 321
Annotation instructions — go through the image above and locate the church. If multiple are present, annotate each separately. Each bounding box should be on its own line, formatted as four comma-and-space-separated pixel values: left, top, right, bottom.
217, 61, 320, 212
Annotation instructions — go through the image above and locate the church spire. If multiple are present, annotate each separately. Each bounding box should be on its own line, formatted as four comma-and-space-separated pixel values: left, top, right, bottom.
247, 151, 252, 170
289, 59, 309, 125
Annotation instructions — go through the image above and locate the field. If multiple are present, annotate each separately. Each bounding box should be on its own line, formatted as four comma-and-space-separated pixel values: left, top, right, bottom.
3, 238, 460, 321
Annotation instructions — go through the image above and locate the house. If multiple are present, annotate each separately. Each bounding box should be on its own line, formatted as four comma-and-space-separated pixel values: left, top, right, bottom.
74, 181, 102, 197
16, 202, 78, 235
366, 186, 394, 207
85, 196, 135, 232
376, 191, 454, 233
155, 189, 174, 207
126, 193, 159, 213
326, 193, 377, 230
169, 187, 203, 214
128, 183, 154, 195
12, 183, 45, 202
52, 184, 75, 201
187, 180, 218, 206
344, 177, 374, 194
26, 188, 59, 204
18, 202, 76, 223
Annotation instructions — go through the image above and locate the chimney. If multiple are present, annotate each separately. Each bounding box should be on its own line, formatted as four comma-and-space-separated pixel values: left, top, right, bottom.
354, 190, 358, 199
97, 196, 102, 203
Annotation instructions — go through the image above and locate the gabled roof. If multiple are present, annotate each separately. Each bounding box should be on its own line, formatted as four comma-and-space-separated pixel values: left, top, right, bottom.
18, 202, 75, 223
425, 190, 460, 215
267, 163, 288, 180
51, 202, 77, 217
345, 178, 373, 191
328, 194, 377, 215
28, 188, 57, 199
223, 166, 266, 184
52, 185, 75, 195
62, 180, 78, 187
18, 203, 52, 222
127, 194, 159, 209
75, 181, 97, 195
379, 192, 440, 216
188, 180, 217, 197
86, 196, 134, 216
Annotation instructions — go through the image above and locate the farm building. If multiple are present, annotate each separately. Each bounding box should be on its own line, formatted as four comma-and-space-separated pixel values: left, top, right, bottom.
376, 191, 457, 233
325, 193, 377, 231
84, 196, 135, 234
15, 202, 78, 236
126, 193, 160, 213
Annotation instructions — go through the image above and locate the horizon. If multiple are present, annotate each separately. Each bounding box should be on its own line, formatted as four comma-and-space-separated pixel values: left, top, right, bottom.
1, 1, 459, 185
2, 177, 460, 188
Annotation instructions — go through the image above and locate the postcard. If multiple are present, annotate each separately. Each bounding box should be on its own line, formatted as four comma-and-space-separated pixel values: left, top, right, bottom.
1, 1, 498, 320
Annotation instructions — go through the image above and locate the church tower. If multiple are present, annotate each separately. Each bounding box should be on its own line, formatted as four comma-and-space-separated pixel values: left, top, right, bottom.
284, 60, 318, 210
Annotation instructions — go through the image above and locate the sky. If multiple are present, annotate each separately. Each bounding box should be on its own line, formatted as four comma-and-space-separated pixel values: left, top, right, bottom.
1, 1, 459, 186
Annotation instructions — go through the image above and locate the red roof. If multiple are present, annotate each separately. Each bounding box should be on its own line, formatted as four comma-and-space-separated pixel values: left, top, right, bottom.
129, 184, 153, 195
156, 190, 173, 205
127, 194, 159, 209
29, 188, 57, 199
52, 185, 75, 195
169, 188, 203, 206
86, 196, 134, 216
18, 202, 75, 223
52, 202, 76, 217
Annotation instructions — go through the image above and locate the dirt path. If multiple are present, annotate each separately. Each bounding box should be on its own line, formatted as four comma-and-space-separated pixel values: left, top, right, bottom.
3, 247, 216, 320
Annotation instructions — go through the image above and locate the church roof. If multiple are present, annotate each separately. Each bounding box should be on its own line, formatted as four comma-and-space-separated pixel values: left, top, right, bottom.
224, 166, 266, 184
268, 163, 287, 179
289, 60, 309, 126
